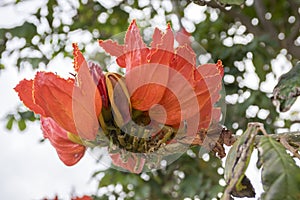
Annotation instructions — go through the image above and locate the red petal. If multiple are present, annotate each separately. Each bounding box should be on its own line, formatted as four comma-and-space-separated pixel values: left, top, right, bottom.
41, 117, 85, 166
126, 64, 169, 111
14, 79, 45, 115
197, 62, 223, 104
121, 20, 149, 70
150, 24, 174, 52
126, 24, 178, 111
195, 61, 224, 129
72, 43, 85, 72
33, 72, 78, 135
175, 27, 191, 46
158, 24, 174, 52
73, 45, 102, 140
149, 88, 181, 125
152, 68, 200, 125
150, 28, 163, 49
98, 39, 124, 57
149, 51, 197, 125
175, 44, 196, 68
110, 153, 145, 174
130, 84, 166, 111
148, 25, 174, 66
125, 20, 147, 52
88, 62, 109, 108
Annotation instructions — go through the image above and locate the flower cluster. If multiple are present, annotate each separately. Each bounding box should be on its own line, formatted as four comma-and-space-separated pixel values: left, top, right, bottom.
15, 20, 224, 173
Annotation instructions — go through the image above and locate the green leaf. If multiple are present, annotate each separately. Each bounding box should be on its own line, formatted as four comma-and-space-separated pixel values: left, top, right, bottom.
6, 116, 14, 130
258, 136, 300, 200
223, 123, 262, 199
273, 62, 300, 112
17, 119, 26, 131
19, 111, 36, 122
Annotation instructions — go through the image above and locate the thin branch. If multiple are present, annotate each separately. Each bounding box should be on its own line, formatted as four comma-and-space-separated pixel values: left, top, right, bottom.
253, 131, 300, 144
280, 136, 300, 159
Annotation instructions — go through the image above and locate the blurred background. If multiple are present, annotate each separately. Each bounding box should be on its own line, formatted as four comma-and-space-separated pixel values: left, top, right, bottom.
0, 0, 299, 199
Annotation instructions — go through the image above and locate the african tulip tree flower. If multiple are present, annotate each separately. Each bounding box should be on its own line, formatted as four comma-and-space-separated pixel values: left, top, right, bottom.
14, 20, 224, 173
41, 117, 85, 166
97, 20, 224, 172
99, 20, 223, 139
14, 44, 103, 165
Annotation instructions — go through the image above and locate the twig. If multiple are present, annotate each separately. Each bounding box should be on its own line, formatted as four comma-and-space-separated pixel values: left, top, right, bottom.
254, 131, 300, 144
280, 136, 300, 159
233, 131, 300, 145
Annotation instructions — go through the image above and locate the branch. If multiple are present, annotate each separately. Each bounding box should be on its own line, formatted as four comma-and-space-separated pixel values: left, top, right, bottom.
280, 136, 300, 159
254, 131, 300, 144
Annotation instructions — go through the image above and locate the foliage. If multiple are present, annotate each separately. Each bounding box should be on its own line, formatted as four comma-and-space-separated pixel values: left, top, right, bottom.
1, 0, 300, 199
273, 62, 300, 112
223, 123, 258, 198
258, 136, 300, 200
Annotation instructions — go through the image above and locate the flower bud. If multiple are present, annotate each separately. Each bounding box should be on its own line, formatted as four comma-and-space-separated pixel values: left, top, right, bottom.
88, 62, 109, 108
105, 72, 132, 128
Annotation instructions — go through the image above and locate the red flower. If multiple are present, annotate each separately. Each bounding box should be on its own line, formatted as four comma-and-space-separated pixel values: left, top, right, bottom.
41, 117, 85, 166
99, 20, 224, 172
99, 20, 223, 132
15, 20, 224, 173
14, 44, 103, 165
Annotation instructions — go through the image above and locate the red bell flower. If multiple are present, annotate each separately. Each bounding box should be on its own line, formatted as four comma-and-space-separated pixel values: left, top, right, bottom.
99, 20, 223, 133
98, 20, 224, 172
14, 44, 103, 165
15, 20, 224, 173
41, 117, 85, 166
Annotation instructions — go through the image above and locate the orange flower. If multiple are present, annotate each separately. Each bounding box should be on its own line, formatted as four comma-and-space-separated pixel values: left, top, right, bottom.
41, 117, 85, 166
14, 44, 103, 165
99, 20, 223, 133
15, 20, 224, 172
